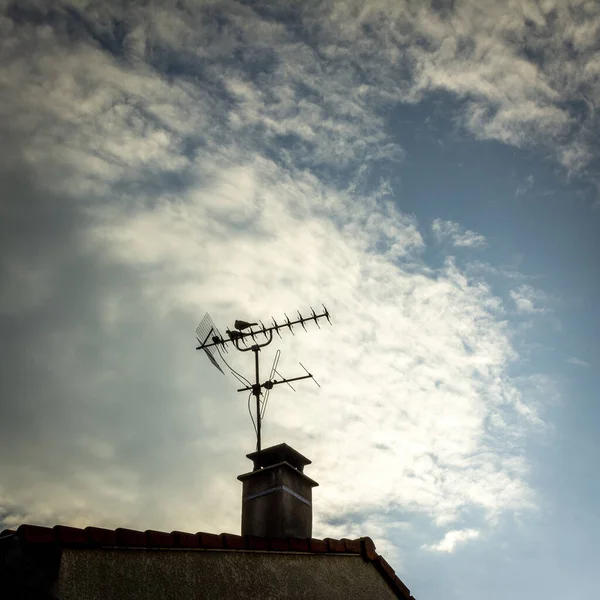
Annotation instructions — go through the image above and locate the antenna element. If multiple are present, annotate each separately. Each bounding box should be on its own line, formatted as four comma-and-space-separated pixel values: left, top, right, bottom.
196, 306, 331, 451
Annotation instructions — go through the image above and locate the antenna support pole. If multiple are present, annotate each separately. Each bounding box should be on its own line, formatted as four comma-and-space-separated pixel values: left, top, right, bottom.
196, 306, 332, 452
253, 346, 261, 452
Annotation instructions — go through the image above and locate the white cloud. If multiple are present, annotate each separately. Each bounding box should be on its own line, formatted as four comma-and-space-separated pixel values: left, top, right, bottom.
3, 0, 600, 178
309, 0, 600, 174
432, 219, 487, 248
510, 284, 548, 314
516, 175, 535, 198
84, 153, 538, 536
567, 357, 590, 368
423, 528, 480, 553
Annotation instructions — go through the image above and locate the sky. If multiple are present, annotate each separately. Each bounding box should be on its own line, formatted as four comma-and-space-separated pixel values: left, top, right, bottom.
1, 1, 599, 598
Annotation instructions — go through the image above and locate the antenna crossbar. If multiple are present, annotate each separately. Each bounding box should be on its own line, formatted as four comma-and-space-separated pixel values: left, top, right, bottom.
195, 305, 331, 352
236, 373, 313, 393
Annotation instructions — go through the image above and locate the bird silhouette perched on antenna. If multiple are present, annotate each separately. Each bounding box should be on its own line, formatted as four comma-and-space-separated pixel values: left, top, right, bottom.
234, 320, 257, 330
195, 305, 332, 451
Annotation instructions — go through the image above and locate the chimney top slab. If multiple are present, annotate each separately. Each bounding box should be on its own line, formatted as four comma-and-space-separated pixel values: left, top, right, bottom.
237, 461, 318, 487
246, 443, 312, 472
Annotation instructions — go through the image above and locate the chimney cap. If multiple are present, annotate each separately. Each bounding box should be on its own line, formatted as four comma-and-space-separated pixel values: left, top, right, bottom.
246, 443, 311, 472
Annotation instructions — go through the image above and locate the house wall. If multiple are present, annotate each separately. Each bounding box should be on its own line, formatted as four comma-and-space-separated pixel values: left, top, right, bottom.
57, 548, 399, 600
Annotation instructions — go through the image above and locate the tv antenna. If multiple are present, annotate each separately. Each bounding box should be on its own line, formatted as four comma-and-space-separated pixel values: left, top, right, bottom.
195, 306, 331, 451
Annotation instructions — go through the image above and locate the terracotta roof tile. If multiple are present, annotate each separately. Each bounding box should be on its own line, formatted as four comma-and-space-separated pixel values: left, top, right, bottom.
17, 524, 56, 544
85, 526, 117, 546
1, 529, 16, 537
376, 555, 397, 583
309, 537, 328, 553
373, 555, 411, 599
246, 534, 269, 551
115, 528, 146, 547
197, 532, 223, 549
54, 525, 86, 546
324, 538, 346, 553
171, 530, 199, 548
146, 530, 175, 548
12, 523, 411, 599
341, 538, 361, 553
288, 537, 310, 552
361, 536, 377, 560
393, 575, 411, 599
221, 533, 245, 550
268, 537, 289, 551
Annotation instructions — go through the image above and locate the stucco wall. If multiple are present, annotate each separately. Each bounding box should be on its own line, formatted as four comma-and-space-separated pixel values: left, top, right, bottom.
57, 548, 398, 600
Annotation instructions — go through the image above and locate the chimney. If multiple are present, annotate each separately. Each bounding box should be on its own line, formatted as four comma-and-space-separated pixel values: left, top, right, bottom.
237, 443, 318, 538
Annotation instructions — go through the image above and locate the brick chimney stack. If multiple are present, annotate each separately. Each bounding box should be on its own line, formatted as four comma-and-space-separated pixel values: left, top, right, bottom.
237, 443, 318, 538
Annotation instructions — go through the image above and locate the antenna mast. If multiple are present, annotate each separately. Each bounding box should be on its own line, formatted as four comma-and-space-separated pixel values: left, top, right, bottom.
196, 306, 331, 451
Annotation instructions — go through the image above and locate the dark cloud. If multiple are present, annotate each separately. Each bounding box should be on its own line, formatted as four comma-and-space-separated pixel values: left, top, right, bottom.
0, 137, 246, 531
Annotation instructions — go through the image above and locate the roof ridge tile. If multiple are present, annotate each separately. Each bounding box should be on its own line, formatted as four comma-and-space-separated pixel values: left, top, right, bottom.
145, 529, 175, 548
341, 538, 361, 553
171, 530, 199, 548
221, 533, 245, 550
17, 524, 56, 544
268, 537, 290, 551
288, 537, 310, 552
197, 531, 224, 549
324, 538, 346, 553
309, 537, 327, 553
245, 534, 269, 551
85, 526, 117, 546
115, 527, 146, 547
360, 536, 377, 560
54, 525, 86, 545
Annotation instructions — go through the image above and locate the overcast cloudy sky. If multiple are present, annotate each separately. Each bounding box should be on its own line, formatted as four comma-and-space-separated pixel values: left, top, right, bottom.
1, 1, 599, 598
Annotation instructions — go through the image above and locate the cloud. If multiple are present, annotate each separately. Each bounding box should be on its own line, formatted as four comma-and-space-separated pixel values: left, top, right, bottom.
516, 174, 535, 198
510, 284, 548, 314
423, 528, 480, 553
310, 0, 600, 176
432, 219, 487, 248
4, 0, 600, 178
567, 357, 590, 368
0, 1, 551, 561
0, 149, 538, 552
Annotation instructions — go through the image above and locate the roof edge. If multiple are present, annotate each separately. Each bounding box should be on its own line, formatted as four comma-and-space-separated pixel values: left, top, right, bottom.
10, 524, 415, 599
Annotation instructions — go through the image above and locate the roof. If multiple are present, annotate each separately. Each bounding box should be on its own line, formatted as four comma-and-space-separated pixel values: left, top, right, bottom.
1, 524, 415, 600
